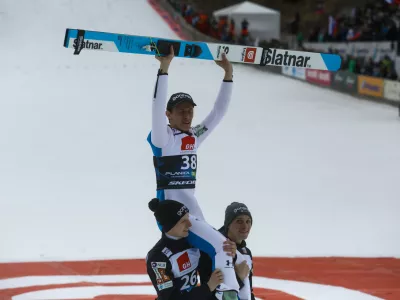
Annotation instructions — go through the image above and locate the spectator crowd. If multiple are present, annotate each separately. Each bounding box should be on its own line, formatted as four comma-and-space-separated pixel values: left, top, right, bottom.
302, 0, 400, 80
308, 0, 400, 43
339, 53, 398, 79
166, 0, 254, 45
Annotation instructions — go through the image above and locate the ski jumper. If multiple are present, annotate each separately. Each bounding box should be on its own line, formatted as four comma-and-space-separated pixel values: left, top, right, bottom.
147, 70, 251, 298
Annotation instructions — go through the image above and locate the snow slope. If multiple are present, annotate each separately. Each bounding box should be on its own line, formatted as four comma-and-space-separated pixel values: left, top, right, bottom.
1, 0, 399, 262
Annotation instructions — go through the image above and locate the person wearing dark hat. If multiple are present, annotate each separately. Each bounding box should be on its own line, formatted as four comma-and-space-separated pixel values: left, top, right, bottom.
222, 202, 254, 300
146, 198, 237, 300
146, 45, 247, 300
198, 202, 255, 300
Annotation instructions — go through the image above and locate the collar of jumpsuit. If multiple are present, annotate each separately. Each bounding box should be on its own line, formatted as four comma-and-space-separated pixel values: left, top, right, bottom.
162, 232, 191, 250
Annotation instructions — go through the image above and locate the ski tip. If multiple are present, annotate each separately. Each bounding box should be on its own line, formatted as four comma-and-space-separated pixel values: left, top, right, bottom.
321, 53, 342, 72
63, 28, 71, 48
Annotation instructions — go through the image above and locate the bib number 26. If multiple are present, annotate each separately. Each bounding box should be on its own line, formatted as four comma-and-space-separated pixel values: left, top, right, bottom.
181, 155, 197, 170
181, 269, 197, 291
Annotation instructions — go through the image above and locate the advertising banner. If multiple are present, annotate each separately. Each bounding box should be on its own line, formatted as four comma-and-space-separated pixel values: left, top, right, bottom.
306, 69, 332, 86
384, 80, 400, 102
343, 72, 358, 93
358, 76, 384, 97
282, 66, 306, 80
332, 71, 357, 93
332, 71, 346, 90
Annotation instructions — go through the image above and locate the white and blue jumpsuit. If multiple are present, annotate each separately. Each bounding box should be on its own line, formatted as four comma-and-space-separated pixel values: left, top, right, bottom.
147, 70, 251, 299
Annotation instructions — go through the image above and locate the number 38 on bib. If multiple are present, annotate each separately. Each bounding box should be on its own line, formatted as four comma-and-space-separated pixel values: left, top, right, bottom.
153, 154, 198, 190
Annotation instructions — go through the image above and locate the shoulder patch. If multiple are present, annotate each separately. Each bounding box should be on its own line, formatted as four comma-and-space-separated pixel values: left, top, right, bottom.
162, 247, 173, 258
193, 124, 208, 137
151, 261, 172, 290
151, 261, 167, 269
157, 281, 173, 290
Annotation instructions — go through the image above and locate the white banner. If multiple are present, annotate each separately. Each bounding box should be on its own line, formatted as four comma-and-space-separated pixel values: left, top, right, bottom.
384, 80, 400, 102
282, 66, 306, 80
303, 41, 397, 62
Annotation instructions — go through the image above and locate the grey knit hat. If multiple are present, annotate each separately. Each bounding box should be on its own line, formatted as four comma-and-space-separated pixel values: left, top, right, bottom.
224, 202, 252, 230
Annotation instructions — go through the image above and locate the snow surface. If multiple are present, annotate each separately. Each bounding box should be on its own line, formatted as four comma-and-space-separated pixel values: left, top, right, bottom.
1, 275, 384, 300
1, 0, 400, 262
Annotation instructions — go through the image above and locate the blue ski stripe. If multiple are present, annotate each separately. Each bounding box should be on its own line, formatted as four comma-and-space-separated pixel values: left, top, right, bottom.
321, 53, 342, 71
65, 28, 215, 60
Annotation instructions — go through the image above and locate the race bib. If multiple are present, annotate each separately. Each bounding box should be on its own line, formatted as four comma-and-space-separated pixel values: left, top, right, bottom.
153, 154, 197, 189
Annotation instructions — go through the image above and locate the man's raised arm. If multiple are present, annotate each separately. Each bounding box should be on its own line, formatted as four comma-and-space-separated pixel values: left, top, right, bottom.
193, 53, 233, 146
150, 46, 175, 148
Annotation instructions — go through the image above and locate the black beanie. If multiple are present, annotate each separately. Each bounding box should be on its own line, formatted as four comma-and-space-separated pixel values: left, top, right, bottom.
224, 202, 252, 231
149, 198, 190, 233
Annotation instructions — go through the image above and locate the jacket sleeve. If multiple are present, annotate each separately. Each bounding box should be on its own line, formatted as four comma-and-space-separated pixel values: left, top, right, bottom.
147, 250, 176, 300
247, 248, 256, 300
151, 71, 171, 148
193, 80, 233, 147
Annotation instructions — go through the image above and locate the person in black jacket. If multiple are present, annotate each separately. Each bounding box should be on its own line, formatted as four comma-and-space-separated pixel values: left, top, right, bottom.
146, 198, 238, 300
198, 202, 255, 300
